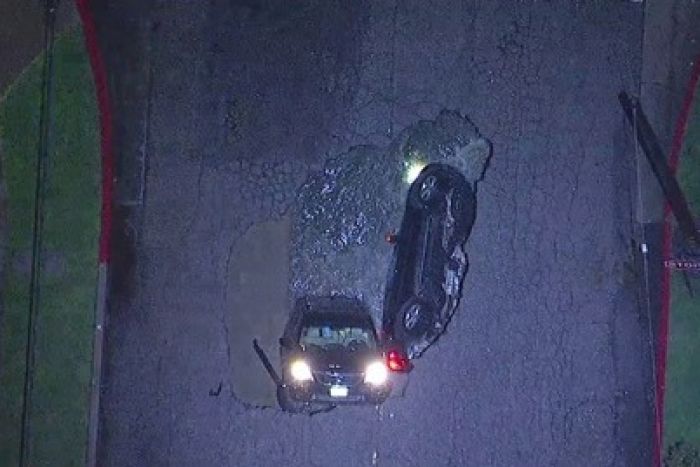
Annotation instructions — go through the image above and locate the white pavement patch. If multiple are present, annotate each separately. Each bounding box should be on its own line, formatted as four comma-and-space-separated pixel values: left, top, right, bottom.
87, 262, 107, 467
227, 215, 291, 407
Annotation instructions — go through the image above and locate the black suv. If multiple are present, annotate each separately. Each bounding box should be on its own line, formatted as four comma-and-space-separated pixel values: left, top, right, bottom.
277, 296, 401, 412
382, 163, 476, 359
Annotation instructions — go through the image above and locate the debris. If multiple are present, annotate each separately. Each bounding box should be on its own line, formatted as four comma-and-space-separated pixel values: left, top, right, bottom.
209, 382, 223, 397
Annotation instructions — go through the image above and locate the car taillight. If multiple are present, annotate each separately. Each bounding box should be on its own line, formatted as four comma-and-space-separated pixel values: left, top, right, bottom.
387, 349, 410, 372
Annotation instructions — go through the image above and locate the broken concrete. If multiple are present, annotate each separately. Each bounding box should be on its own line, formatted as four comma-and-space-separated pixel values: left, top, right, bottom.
291, 110, 491, 325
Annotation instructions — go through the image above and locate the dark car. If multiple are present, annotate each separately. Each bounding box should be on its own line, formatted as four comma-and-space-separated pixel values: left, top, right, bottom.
277, 296, 403, 413
382, 163, 476, 359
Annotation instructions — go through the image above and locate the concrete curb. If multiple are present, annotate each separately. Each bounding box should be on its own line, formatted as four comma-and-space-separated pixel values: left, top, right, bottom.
86, 264, 107, 467
75, 0, 114, 465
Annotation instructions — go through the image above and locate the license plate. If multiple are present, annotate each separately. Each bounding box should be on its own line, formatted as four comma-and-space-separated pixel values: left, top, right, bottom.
329, 385, 348, 398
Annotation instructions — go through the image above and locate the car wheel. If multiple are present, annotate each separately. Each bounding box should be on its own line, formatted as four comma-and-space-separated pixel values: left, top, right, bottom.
277, 385, 308, 414
394, 298, 433, 340
409, 174, 440, 209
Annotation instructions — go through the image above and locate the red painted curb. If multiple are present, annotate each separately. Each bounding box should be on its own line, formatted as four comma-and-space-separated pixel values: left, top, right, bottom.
75, 0, 113, 264
75, 1, 113, 464
655, 54, 700, 467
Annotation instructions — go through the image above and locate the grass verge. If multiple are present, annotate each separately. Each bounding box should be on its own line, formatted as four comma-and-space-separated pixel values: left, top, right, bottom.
663, 77, 700, 465
0, 27, 99, 466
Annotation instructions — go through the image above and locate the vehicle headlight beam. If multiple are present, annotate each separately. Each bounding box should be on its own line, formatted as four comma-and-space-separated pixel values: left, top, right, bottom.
405, 160, 427, 184
364, 360, 389, 386
290, 359, 313, 382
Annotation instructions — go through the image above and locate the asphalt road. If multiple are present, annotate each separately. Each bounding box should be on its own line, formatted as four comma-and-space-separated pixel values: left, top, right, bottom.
94, 1, 654, 466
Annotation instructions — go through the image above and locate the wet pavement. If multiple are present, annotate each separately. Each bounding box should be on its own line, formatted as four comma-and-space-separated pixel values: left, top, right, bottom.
95, 1, 654, 466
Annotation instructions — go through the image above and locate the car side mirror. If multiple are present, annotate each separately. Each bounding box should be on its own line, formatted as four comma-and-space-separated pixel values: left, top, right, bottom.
279, 337, 295, 349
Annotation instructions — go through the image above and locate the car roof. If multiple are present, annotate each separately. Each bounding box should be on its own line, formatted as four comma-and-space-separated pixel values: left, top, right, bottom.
301, 311, 375, 329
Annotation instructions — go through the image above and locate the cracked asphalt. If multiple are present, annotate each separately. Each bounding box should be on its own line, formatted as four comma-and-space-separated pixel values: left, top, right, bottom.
94, 1, 654, 466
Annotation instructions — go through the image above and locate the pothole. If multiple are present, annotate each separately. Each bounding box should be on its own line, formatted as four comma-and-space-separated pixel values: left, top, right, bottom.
227, 110, 492, 409
291, 110, 492, 324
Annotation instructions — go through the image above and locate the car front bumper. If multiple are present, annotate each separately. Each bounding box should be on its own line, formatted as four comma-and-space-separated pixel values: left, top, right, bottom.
288, 380, 391, 405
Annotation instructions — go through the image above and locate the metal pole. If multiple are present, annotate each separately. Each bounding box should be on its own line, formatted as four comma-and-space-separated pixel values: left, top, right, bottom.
618, 91, 700, 247
252, 339, 282, 387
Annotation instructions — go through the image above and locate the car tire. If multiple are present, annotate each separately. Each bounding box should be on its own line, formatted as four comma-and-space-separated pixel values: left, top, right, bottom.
394, 298, 433, 340
408, 173, 440, 209
277, 385, 308, 414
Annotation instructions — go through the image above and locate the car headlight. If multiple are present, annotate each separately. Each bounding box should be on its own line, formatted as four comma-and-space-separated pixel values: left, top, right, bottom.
405, 160, 427, 184
364, 360, 389, 386
290, 360, 313, 382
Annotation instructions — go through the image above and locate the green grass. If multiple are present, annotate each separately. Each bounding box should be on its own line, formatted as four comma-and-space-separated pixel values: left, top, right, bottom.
664, 77, 700, 461
0, 27, 99, 466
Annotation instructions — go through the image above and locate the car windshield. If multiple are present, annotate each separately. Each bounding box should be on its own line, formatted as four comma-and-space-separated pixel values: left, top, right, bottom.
300, 323, 376, 351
